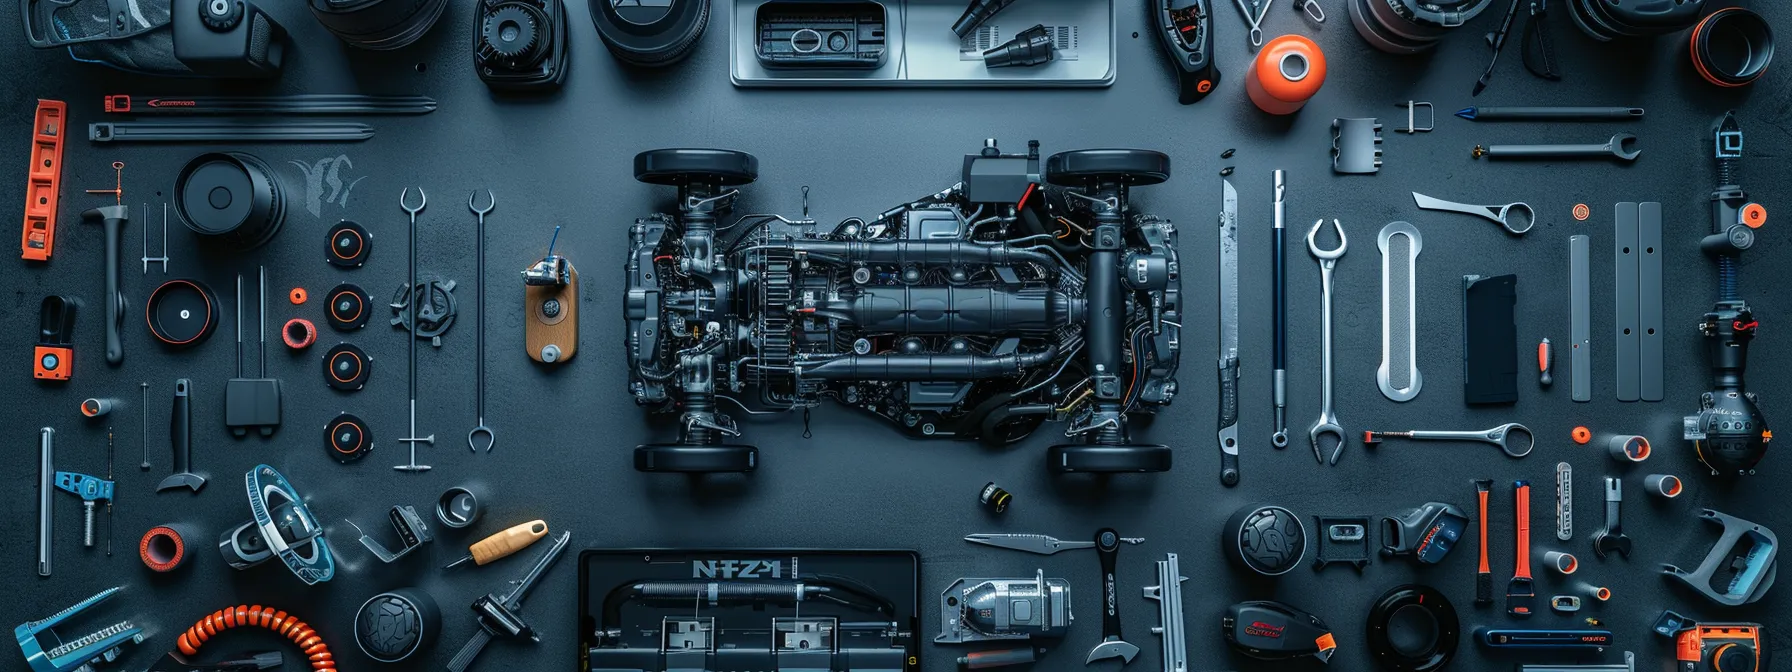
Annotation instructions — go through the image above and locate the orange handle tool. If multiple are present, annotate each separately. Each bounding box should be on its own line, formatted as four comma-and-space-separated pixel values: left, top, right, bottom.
1507, 481, 1534, 617
1537, 338, 1553, 386
1475, 479, 1492, 605
447, 519, 548, 568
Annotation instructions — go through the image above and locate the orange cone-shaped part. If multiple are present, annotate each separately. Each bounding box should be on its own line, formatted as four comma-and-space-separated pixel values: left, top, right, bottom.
1247, 35, 1327, 115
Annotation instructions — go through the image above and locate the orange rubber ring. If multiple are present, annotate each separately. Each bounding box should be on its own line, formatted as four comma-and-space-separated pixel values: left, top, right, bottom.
1572, 204, 1590, 221
178, 605, 336, 671
1572, 427, 1591, 444
140, 526, 186, 572
1742, 203, 1766, 229
290, 288, 307, 305
1246, 35, 1326, 115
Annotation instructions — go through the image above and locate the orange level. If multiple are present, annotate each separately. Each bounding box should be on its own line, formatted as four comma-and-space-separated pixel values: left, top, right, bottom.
20, 99, 67, 261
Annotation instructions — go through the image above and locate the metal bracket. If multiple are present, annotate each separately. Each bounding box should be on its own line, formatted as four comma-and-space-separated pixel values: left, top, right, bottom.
1569, 235, 1591, 401
1556, 462, 1573, 541
1142, 554, 1187, 672
1377, 222, 1422, 401
1638, 203, 1662, 401
1332, 118, 1383, 174
347, 505, 433, 563
1614, 203, 1640, 401
1394, 101, 1434, 133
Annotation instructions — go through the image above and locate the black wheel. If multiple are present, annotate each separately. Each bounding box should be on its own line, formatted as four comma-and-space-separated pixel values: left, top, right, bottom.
1048, 444, 1173, 473
1044, 149, 1171, 187
634, 443, 758, 473
634, 149, 758, 187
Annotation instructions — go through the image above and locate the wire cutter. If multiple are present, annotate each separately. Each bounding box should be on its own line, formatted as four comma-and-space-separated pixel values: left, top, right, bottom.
964, 533, 1145, 555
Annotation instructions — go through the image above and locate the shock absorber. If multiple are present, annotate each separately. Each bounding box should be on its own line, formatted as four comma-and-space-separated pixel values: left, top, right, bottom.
1683, 111, 1771, 476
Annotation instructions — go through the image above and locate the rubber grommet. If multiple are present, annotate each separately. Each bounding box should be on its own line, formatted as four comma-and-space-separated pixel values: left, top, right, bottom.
326, 412, 372, 463
327, 220, 372, 267
282, 318, 317, 350
324, 343, 372, 391
140, 525, 188, 572
1572, 204, 1590, 221
326, 283, 372, 330
1572, 426, 1592, 444
290, 287, 308, 305
1742, 203, 1767, 229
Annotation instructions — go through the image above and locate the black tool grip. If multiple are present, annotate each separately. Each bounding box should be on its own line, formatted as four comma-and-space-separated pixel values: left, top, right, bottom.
1273, 226, 1286, 368
1218, 360, 1239, 487
83, 206, 128, 366
170, 379, 191, 474
1095, 528, 1122, 639
1476, 572, 1492, 605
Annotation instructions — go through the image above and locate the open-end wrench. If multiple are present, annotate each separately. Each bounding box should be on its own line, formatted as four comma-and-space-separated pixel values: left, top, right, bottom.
1306, 219, 1347, 465
1591, 477, 1630, 559
1363, 423, 1534, 458
1473, 133, 1640, 161
1085, 528, 1140, 665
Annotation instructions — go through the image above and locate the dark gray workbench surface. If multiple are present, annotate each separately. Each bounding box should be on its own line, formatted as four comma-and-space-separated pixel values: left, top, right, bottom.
3, 1, 1789, 671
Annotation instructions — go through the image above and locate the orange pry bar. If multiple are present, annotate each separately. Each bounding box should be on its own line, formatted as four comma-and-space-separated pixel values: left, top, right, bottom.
20, 100, 67, 261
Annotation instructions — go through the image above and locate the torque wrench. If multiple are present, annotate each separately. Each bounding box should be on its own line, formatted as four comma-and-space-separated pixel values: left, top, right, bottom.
1270, 171, 1288, 448
38, 427, 54, 576
1377, 221, 1421, 401
1476, 479, 1492, 605
965, 533, 1145, 554
1364, 423, 1534, 458
1472, 134, 1640, 161
1456, 106, 1644, 121
1218, 178, 1240, 486
1508, 481, 1534, 617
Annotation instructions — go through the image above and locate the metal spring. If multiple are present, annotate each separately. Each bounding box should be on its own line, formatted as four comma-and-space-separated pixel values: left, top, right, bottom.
178, 605, 335, 672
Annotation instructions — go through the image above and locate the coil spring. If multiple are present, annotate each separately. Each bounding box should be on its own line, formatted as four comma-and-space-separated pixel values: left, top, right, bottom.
178, 605, 335, 672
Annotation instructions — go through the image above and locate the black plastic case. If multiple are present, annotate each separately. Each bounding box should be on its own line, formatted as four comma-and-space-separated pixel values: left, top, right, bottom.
756, 1, 888, 69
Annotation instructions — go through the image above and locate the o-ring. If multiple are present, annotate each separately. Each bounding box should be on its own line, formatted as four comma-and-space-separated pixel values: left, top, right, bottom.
140, 525, 189, 572
283, 318, 318, 350
1367, 584, 1458, 672
1690, 7, 1774, 88
290, 287, 308, 305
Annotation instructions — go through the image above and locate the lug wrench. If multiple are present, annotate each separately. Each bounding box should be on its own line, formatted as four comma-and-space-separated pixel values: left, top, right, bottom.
1591, 477, 1630, 559
1085, 528, 1140, 665
1473, 134, 1641, 161
1364, 423, 1534, 458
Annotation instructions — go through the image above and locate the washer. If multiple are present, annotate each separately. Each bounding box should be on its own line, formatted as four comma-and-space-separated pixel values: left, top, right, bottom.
327, 283, 372, 330
326, 412, 373, 463
327, 220, 372, 267
324, 343, 373, 391
146, 279, 219, 347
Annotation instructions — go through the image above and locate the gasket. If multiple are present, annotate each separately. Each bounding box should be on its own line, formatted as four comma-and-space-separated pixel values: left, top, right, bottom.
326, 412, 373, 463
146, 279, 220, 347
327, 220, 371, 267
326, 283, 371, 330
1313, 515, 1372, 570
324, 343, 372, 391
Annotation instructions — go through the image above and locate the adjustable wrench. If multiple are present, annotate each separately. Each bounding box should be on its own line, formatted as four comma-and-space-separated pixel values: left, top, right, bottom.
1591, 477, 1631, 559
1085, 529, 1140, 665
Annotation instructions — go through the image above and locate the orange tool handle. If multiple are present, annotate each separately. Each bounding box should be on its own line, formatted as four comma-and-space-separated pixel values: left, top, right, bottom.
1513, 482, 1531, 579
469, 519, 549, 566
1477, 487, 1491, 573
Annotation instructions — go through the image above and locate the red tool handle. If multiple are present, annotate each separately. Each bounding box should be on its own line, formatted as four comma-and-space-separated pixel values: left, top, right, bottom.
1514, 482, 1532, 580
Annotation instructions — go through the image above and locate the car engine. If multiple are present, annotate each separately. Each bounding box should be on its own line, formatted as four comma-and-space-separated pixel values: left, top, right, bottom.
624, 140, 1182, 474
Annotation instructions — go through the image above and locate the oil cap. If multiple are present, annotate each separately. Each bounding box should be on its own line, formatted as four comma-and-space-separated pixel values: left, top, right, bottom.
1224, 504, 1307, 576
354, 588, 440, 663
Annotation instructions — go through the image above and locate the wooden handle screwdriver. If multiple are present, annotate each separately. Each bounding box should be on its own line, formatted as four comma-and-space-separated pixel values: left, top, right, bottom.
444, 519, 548, 568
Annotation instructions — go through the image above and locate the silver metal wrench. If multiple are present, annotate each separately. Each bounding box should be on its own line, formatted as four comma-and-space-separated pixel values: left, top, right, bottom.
1306, 218, 1347, 465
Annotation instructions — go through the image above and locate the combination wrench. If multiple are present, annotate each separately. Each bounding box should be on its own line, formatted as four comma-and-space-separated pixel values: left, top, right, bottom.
1472, 133, 1641, 161
1363, 422, 1535, 458
1306, 218, 1346, 465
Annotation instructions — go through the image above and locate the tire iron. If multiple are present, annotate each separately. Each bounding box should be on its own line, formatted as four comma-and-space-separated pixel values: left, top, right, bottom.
1475, 479, 1492, 605
1508, 480, 1535, 616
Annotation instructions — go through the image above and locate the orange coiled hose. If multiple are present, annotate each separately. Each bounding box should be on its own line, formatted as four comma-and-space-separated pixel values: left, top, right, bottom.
177, 605, 336, 672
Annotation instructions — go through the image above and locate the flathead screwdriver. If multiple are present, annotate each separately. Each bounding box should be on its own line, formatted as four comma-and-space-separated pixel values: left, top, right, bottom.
444, 519, 549, 568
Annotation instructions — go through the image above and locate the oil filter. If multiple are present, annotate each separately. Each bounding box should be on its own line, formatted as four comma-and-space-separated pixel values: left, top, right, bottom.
146, 279, 219, 347
1247, 35, 1326, 115
1349, 0, 1492, 53
310, 0, 449, 49
175, 152, 286, 251
1224, 504, 1307, 576
1690, 8, 1773, 88
354, 588, 440, 663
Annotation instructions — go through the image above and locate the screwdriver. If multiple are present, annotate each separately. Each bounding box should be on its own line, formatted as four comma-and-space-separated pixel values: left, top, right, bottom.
444, 519, 549, 569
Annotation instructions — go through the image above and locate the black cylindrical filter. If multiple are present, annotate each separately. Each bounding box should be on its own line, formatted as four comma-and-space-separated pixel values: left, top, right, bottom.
175, 152, 286, 251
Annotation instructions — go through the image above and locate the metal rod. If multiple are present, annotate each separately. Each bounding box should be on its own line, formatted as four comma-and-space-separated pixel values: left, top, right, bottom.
38, 427, 53, 576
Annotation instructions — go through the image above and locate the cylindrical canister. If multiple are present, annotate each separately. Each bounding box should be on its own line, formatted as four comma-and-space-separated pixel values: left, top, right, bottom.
1247, 35, 1327, 115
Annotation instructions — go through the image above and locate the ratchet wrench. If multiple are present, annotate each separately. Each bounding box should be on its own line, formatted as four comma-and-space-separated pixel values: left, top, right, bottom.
1412, 192, 1534, 235
1306, 218, 1346, 465
1363, 422, 1535, 458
